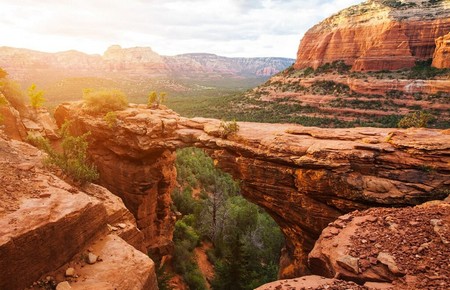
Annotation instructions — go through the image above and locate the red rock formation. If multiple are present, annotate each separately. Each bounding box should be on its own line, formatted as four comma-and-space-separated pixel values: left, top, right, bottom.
256, 275, 367, 290
54, 103, 450, 278
308, 200, 450, 288
294, 1, 450, 71
0, 134, 157, 290
432, 32, 450, 68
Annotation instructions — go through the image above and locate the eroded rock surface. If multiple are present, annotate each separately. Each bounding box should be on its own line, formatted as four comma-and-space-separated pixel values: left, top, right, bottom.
432, 32, 450, 69
309, 201, 450, 289
54, 103, 450, 277
0, 133, 156, 290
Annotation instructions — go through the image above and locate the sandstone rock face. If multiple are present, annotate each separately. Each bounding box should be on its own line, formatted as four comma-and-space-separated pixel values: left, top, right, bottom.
54, 103, 450, 278
256, 275, 367, 290
0, 94, 59, 141
432, 32, 450, 68
62, 235, 157, 290
0, 134, 156, 290
308, 200, 450, 288
294, 0, 450, 71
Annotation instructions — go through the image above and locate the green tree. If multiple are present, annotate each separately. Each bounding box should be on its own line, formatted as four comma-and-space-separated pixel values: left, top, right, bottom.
147, 91, 167, 108
147, 91, 157, 107
28, 83, 45, 109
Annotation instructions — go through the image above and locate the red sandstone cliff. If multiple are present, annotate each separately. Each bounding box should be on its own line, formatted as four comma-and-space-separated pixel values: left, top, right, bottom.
0, 132, 157, 290
433, 31, 450, 68
294, 0, 450, 71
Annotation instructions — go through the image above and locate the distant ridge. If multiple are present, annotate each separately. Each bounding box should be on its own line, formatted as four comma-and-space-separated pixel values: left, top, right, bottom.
0, 45, 294, 80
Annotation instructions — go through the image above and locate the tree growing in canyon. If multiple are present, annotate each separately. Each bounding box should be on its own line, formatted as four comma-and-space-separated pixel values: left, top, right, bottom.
28, 83, 45, 109
147, 91, 167, 108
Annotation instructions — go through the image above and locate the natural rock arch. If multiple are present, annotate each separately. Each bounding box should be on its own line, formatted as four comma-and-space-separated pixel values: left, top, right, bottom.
55, 103, 450, 278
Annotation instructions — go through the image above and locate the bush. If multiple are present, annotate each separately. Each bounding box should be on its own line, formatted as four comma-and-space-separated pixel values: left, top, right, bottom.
27, 121, 99, 183
82, 88, 128, 114
103, 111, 118, 128
219, 119, 239, 138
147, 91, 167, 108
398, 111, 432, 128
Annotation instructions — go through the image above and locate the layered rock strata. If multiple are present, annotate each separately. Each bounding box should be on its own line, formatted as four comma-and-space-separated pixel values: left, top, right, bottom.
54, 103, 450, 278
0, 134, 157, 290
294, 0, 450, 71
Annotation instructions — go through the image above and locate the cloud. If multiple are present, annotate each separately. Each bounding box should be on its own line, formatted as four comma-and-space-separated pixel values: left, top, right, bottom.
0, 0, 363, 57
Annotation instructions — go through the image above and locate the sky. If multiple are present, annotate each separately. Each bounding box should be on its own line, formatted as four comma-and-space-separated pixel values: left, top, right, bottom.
0, 0, 363, 58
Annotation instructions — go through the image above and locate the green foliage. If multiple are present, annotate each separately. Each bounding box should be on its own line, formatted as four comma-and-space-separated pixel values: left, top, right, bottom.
219, 119, 239, 138
82, 88, 128, 114
147, 91, 168, 108
172, 148, 284, 289
315, 60, 351, 74
398, 111, 432, 128
28, 83, 45, 109
173, 215, 207, 290
311, 80, 350, 95
408, 59, 450, 79
103, 111, 118, 128
27, 121, 99, 183
156, 265, 173, 290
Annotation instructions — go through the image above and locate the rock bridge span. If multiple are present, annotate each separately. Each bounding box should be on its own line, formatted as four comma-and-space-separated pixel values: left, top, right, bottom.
55, 103, 450, 277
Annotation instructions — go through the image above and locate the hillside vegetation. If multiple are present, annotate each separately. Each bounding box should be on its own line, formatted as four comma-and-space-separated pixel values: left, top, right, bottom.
163, 148, 284, 290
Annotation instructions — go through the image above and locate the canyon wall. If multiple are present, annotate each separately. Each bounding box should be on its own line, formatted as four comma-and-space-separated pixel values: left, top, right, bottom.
0, 133, 157, 290
54, 103, 450, 278
294, 0, 450, 71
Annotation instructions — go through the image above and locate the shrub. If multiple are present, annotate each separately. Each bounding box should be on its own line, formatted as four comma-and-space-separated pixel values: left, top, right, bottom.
82, 88, 128, 114
219, 119, 239, 138
103, 111, 118, 128
28, 83, 45, 109
398, 111, 432, 128
147, 91, 167, 108
27, 121, 99, 183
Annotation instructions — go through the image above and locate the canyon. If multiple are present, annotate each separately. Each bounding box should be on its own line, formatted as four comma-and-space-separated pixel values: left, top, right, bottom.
53, 102, 450, 282
1, 100, 449, 288
2, 0, 450, 288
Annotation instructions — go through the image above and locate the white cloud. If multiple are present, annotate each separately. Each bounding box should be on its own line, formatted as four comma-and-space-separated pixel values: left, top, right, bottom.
0, 0, 363, 57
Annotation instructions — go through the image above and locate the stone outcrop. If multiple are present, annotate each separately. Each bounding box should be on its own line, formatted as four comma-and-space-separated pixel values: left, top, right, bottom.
256, 275, 368, 290
432, 32, 450, 69
0, 92, 59, 141
294, 0, 450, 71
54, 103, 450, 278
307, 200, 450, 288
0, 133, 157, 290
